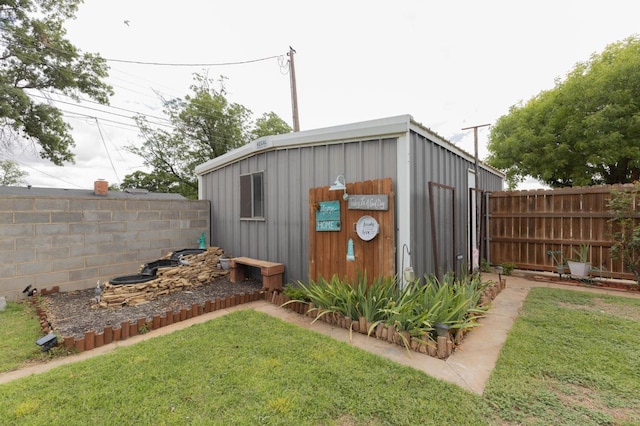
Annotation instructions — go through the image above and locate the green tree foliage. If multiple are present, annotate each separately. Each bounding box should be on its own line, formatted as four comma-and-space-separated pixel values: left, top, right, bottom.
608, 182, 640, 284
0, 159, 27, 185
487, 36, 640, 188
251, 111, 292, 139
120, 170, 194, 197
0, 0, 112, 165
126, 74, 291, 199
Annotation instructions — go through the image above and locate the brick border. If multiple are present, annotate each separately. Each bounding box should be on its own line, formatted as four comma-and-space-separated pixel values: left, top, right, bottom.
266, 279, 506, 360
34, 288, 265, 353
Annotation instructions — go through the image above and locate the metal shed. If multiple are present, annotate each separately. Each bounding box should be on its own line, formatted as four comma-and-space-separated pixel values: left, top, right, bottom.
195, 114, 503, 284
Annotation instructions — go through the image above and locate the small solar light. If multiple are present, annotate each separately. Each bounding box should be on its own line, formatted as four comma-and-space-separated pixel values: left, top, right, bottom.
35, 333, 58, 352
95, 281, 102, 303
495, 265, 504, 284
22, 285, 38, 297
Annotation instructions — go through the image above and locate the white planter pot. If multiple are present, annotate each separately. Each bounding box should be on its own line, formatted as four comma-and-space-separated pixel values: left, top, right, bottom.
220, 257, 231, 271
567, 261, 591, 277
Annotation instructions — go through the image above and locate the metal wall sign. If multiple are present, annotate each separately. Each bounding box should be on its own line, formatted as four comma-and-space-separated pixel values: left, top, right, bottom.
316, 200, 341, 231
348, 194, 388, 210
355, 215, 380, 241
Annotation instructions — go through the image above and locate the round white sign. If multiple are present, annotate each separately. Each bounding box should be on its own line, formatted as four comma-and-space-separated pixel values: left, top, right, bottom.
356, 215, 379, 241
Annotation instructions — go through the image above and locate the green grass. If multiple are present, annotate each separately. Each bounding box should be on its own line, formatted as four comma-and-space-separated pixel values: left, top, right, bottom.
484, 287, 640, 425
0, 301, 48, 373
3, 288, 640, 425
0, 309, 490, 425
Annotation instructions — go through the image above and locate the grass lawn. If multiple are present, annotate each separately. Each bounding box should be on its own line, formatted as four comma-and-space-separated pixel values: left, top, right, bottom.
1, 287, 639, 425
0, 309, 490, 425
0, 301, 50, 373
484, 287, 640, 425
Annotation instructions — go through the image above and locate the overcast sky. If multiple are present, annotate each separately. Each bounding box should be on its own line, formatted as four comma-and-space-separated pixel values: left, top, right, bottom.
9, 0, 640, 190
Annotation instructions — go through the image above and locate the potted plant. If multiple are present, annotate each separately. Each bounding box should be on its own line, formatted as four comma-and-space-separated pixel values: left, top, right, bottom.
547, 250, 566, 277
219, 253, 232, 271
567, 244, 591, 277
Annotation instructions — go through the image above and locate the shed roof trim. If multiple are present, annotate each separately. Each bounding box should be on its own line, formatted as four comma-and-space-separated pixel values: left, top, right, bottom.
195, 114, 502, 177
195, 115, 412, 176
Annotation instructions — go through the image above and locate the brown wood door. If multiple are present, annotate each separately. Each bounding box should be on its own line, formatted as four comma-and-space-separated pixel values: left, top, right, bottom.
309, 178, 395, 284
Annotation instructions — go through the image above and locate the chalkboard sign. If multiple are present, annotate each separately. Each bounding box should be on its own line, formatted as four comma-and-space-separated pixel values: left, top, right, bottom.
316, 200, 341, 231
348, 194, 388, 210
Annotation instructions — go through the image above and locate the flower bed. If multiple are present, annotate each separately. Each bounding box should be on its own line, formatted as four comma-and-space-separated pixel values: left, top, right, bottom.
272, 274, 505, 359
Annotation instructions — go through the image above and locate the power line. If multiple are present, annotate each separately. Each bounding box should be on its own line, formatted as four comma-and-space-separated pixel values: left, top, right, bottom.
61, 110, 143, 129
95, 118, 120, 186
40, 90, 171, 123
12, 159, 84, 189
104, 54, 282, 67
31, 93, 174, 129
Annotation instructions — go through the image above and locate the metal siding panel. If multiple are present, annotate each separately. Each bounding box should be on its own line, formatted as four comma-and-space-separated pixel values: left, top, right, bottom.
287, 148, 305, 283
409, 130, 487, 278
199, 131, 499, 284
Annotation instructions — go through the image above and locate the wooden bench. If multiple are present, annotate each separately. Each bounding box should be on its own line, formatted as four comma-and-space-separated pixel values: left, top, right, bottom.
229, 257, 285, 292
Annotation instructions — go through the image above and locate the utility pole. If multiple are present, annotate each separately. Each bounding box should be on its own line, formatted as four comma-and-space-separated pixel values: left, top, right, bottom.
288, 46, 300, 132
461, 123, 491, 273
461, 123, 491, 182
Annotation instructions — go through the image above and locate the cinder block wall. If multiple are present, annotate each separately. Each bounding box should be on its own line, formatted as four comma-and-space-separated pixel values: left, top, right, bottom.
0, 191, 210, 301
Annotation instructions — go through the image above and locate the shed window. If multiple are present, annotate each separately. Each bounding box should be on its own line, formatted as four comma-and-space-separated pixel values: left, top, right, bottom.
240, 172, 264, 218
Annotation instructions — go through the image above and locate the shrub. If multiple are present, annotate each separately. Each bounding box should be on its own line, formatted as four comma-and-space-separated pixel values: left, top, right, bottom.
293, 272, 489, 347
608, 182, 640, 284
500, 262, 516, 276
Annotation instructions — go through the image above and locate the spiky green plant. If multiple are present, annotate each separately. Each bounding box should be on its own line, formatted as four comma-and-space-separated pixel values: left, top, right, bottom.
292, 272, 490, 349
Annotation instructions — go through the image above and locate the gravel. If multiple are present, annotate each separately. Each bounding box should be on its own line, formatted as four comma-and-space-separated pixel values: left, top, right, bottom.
42, 277, 263, 340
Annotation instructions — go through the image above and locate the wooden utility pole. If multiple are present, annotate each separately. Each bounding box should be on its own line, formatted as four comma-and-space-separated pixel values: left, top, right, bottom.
462, 123, 491, 273
288, 46, 300, 132
461, 123, 491, 183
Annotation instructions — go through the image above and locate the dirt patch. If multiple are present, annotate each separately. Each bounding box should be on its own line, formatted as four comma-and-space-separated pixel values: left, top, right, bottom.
551, 381, 637, 424
558, 298, 640, 321
42, 277, 262, 340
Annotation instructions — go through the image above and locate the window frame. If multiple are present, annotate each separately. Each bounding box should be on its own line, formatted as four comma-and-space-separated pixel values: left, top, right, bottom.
240, 171, 265, 220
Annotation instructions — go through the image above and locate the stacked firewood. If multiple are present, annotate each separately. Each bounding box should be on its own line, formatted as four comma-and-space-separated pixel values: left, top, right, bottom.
97, 247, 229, 308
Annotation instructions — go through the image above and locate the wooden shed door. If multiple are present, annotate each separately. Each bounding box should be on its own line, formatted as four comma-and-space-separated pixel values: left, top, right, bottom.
309, 178, 395, 283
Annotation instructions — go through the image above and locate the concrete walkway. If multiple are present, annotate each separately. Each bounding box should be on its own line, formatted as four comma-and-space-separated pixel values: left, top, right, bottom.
2, 273, 638, 393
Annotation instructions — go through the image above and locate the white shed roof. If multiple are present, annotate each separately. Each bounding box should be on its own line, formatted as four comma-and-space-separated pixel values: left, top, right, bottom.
195, 114, 496, 176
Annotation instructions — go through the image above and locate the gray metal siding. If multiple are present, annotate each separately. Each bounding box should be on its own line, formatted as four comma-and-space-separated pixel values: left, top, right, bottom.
201, 138, 398, 283
409, 130, 502, 278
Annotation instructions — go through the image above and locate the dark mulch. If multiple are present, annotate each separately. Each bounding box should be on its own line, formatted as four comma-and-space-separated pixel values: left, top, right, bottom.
42, 277, 262, 340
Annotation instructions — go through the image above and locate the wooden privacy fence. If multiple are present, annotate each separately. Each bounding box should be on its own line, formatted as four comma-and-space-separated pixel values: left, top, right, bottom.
309, 177, 395, 284
489, 185, 636, 280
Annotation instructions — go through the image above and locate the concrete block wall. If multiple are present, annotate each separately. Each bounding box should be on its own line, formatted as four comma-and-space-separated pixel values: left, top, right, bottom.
0, 192, 210, 301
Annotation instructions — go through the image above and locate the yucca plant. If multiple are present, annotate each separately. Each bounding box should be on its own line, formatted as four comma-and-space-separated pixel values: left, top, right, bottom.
356, 273, 397, 323
418, 273, 489, 338
287, 270, 490, 350
378, 279, 433, 347
290, 276, 340, 323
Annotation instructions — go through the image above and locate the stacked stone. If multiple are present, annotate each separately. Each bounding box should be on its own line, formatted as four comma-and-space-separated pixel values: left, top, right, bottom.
98, 247, 228, 308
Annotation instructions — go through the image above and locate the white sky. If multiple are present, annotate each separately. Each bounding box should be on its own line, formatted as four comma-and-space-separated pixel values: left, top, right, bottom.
8, 0, 640, 190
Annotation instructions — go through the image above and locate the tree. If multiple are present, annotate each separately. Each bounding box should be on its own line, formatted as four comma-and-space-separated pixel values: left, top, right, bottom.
126, 74, 291, 199
487, 36, 640, 189
120, 170, 193, 196
0, 0, 112, 165
608, 182, 640, 284
0, 159, 27, 185
251, 111, 292, 139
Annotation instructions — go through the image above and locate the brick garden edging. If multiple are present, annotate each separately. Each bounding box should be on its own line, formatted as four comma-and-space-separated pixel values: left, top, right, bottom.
266, 278, 506, 360
32, 278, 505, 356
33, 288, 265, 353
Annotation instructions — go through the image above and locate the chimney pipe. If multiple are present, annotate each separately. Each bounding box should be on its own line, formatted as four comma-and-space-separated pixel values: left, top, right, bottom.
94, 179, 108, 196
